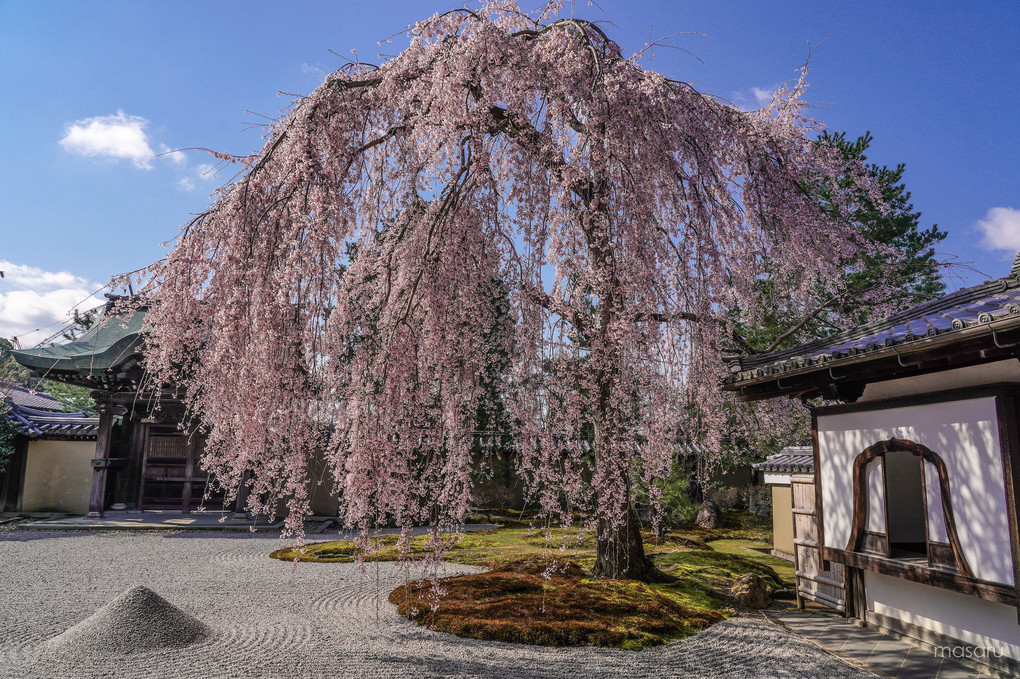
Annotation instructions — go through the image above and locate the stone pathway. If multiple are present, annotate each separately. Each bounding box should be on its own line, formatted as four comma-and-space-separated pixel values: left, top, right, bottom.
769, 608, 981, 678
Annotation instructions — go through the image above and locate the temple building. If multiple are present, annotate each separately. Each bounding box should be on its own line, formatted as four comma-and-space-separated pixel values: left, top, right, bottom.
724, 258, 1020, 675
6, 298, 340, 519
7, 300, 233, 516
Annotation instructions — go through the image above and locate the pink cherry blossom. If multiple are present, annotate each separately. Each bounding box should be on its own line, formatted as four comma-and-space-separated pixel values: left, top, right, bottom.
132, 3, 870, 578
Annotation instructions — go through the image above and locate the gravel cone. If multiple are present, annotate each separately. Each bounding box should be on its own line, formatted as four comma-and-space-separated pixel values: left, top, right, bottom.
44, 585, 210, 656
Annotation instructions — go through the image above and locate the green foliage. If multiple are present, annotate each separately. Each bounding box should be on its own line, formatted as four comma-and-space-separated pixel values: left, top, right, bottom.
632, 462, 699, 529
735, 131, 948, 354
39, 380, 95, 415
0, 402, 17, 474
819, 130, 947, 322
0, 338, 32, 388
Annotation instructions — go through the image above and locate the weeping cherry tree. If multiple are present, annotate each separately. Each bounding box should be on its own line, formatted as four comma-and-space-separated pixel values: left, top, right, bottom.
140, 3, 872, 581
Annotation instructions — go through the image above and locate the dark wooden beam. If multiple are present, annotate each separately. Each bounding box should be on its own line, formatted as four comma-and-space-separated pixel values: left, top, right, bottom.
811, 414, 827, 571
87, 407, 115, 518
182, 435, 195, 513
824, 547, 1016, 606
815, 383, 1020, 418
87, 399, 126, 517
995, 393, 1020, 623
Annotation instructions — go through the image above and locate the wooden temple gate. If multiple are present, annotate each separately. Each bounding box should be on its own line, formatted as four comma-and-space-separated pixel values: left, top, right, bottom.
791, 473, 847, 612
138, 426, 224, 511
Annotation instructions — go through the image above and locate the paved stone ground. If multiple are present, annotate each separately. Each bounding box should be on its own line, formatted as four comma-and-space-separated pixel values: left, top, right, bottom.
769, 609, 982, 679
0, 530, 879, 679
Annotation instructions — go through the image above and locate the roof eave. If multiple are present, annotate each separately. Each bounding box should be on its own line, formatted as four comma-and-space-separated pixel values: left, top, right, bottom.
725, 317, 1020, 402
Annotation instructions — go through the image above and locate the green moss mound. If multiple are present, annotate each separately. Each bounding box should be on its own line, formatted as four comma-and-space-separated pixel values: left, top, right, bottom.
270, 534, 434, 562
388, 557, 723, 650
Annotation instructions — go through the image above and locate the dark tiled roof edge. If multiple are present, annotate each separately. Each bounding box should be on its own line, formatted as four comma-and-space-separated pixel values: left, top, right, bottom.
0, 384, 66, 411
6, 400, 99, 439
752, 454, 815, 473
725, 272, 1020, 386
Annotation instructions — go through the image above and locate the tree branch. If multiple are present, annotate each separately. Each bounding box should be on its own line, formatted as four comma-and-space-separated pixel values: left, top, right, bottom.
764, 297, 838, 353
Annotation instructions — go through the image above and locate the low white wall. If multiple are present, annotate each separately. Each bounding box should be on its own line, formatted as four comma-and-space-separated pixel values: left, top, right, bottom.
818, 396, 1013, 585
866, 571, 1020, 660
21, 439, 94, 514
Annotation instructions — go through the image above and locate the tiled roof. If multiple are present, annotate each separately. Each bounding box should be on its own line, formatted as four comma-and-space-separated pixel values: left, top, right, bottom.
725, 272, 1020, 388
3, 389, 99, 439
753, 446, 814, 473
0, 384, 66, 411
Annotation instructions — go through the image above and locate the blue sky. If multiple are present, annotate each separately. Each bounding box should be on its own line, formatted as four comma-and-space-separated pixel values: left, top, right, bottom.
1, 0, 1018, 345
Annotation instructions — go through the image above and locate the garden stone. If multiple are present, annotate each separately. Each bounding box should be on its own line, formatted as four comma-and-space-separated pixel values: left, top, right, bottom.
695, 500, 725, 529
731, 573, 771, 609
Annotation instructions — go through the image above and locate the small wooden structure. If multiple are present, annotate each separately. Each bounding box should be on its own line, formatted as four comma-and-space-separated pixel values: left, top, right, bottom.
752, 446, 813, 560
724, 260, 1020, 674
8, 300, 235, 516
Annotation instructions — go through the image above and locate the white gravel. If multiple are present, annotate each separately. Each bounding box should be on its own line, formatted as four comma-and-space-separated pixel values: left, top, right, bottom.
43, 585, 210, 656
0, 530, 877, 679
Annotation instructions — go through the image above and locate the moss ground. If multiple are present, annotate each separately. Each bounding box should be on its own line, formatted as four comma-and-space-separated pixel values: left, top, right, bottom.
270, 511, 795, 649
389, 557, 723, 649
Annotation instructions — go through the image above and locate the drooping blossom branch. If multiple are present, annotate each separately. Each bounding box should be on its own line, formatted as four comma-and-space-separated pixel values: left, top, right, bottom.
135, 2, 873, 578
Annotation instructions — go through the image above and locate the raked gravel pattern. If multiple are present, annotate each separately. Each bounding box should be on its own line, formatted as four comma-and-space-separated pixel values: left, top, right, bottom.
0, 530, 878, 679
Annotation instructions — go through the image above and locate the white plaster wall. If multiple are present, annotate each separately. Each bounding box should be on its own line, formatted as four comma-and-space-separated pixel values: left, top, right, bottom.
924, 459, 949, 543
866, 571, 1020, 660
817, 396, 1013, 585
865, 458, 886, 533
860, 359, 1020, 402
762, 471, 791, 486
21, 440, 93, 514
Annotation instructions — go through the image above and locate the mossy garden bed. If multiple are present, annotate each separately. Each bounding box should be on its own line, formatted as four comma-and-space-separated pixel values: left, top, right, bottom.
389, 557, 723, 650
270, 512, 793, 649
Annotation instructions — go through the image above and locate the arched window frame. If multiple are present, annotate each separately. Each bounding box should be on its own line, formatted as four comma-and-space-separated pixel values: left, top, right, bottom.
845, 437, 973, 578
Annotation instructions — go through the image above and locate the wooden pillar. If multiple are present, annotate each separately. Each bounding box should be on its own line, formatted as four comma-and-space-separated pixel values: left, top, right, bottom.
995, 393, 1020, 624
135, 423, 151, 511
182, 435, 195, 513
1, 437, 29, 513
123, 416, 146, 510
87, 400, 116, 518
232, 469, 253, 519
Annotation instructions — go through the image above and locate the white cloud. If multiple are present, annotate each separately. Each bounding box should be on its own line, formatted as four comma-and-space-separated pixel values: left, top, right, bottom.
751, 87, 776, 106
176, 177, 195, 191
195, 163, 216, 180
731, 85, 778, 111
0, 261, 103, 347
159, 143, 187, 165
0, 260, 90, 291
60, 111, 156, 169
301, 62, 326, 76
976, 207, 1020, 254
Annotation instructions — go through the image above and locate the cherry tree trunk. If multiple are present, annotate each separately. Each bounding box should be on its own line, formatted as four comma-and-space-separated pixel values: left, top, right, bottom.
591, 498, 657, 581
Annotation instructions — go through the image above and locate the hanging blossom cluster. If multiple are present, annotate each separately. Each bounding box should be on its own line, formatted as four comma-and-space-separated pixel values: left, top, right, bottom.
137, 2, 872, 554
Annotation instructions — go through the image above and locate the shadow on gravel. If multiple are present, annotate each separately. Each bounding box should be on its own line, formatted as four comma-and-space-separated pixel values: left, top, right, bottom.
375, 654, 563, 679
161, 531, 285, 540
0, 531, 85, 542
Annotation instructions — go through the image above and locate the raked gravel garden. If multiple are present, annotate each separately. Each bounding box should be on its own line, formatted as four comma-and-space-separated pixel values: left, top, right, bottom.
0, 527, 880, 679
